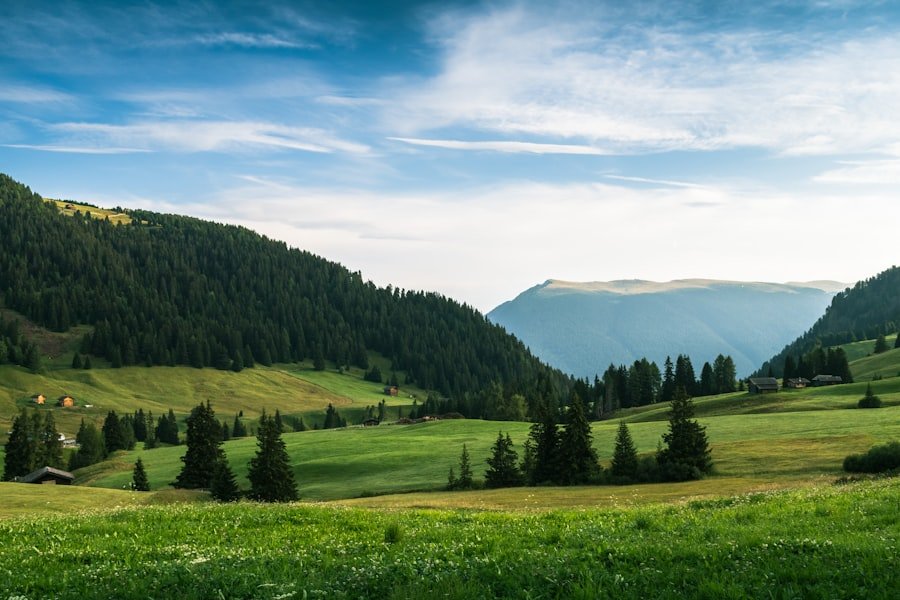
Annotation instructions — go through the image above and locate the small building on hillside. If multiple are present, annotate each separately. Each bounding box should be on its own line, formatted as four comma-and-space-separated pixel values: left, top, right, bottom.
812, 375, 843, 386
31, 394, 46, 405
362, 418, 380, 427
383, 386, 399, 397
748, 377, 779, 394
57, 395, 75, 408
785, 377, 811, 389
18, 466, 75, 485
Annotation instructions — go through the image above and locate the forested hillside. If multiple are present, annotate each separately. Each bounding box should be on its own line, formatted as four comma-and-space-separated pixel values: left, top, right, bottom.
756, 266, 900, 377
0, 174, 569, 403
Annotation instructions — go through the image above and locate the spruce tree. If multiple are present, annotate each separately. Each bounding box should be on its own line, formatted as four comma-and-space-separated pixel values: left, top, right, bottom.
446, 466, 458, 491
173, 401, 224, 489
657, 386, 712, 480
610, 421, 638, 481
557, 393, 598, 485
132, 458, 150, 491
454, 444, 474, 490
71, 352, 83, 369
858, 383, 882, 408
232, 414, 247, 438
69, 420, 105, 470
660, 356, 675, 403
37, 411, 64, 469
484, 432, 522, 488
527, 401, 559, 485
3, 409, 33, 480
248, 412, 298, 502
873, 334, 888, 354
102, 411, 127, 454
210, 456, 241, 502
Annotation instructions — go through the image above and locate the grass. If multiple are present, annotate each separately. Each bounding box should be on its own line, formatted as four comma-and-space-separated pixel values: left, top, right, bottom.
850, 346, 900, 382
0, 478, 896, 599
838, 333, 898, 363
49, 198, 132, 225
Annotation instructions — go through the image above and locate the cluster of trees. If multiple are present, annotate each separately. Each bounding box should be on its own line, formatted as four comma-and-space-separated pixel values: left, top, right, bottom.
0, 174, 570, 405
0, 315, 42, 373
2, 409, 64, 480
449, 386, 712, 490
171, 402, 297, 502
781, 345, 852, 383
757, 266, 900, 377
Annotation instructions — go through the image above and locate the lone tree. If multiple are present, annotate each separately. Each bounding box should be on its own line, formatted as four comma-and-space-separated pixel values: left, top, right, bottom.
173, 401, 223, 489
3, 409, 34, 480
556, 393, 599, 485
610, 421, 638, 481
657, 386, 712, 481
210, 456, 241, 502
858, 383, 882, 408
132, 458, 150, 491
873, 334, 889, 354
248, 411, 298, 502
526, 400, 559, 485
484, 432, 523, 488
450, 444, 474, 490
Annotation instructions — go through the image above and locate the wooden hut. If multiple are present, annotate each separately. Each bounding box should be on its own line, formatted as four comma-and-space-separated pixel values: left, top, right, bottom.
748, 377, 779, 394
31, 394, 46, 405
785, 378, 811, 389
18, 466, 75, 485
383, 386, 399, 397
57, 395, 75, 408
812, 375, 842, 386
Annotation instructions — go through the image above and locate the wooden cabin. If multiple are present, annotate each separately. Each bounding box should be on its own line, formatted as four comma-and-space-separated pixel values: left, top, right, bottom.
383, 386, 399, 397
812, 375, 842, 386
748, 377, 779, 394
31, 394, 46, 405
57, 395, 75, 408
18, 466, 75, 485
785, 377, 811, 389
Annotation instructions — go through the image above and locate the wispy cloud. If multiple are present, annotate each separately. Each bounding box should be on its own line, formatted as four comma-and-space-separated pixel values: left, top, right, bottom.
3, 144, 149, 155
604, 175, 709, 189
813, 159, 900, 184
0, 85, 74, 104
45, 120, 370, 155
388, 137, 610, 155
191, 32, 316, 49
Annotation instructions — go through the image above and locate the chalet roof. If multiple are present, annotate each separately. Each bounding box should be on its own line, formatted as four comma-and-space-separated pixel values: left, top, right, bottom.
748, 377, 778, 387
18, 466, 75, 484
812, 375, 842, 382
787, 378, 811, 384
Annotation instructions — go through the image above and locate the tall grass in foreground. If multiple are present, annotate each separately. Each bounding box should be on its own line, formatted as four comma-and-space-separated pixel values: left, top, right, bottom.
0, 479, 896, 599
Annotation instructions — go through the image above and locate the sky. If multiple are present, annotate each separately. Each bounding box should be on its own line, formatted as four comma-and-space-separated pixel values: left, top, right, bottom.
2, 0, 899, 312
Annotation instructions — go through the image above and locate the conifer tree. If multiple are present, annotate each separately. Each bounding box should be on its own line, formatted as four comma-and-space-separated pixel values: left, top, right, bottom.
484, 432, 522, 488
873, 334, 888, 354
71, 352, 83, 369
527, 401, 559, 485
173, 401, 224, 489
657, 386, 711, 480
557, 393, 598, 485
446, 466, 457, 491
2, 409, 34, 480
454, 444, 474, 490
660, 356, 675, 403
232, 414, 247, 438
610, 421, 638, 481
69, 420, 105, 469
858, 383, 882, 408
102, 411, 127, 454
82, 355, 92, 369
248, 412, 298, 502
210, 456, 241, 502
36, 411, 64, 469
132, 458, 150, 491
895, 334, 900, 349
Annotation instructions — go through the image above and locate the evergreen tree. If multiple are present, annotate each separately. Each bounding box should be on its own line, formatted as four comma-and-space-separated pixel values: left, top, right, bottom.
660, 356, 675, 403
210, 456, 241, 502
674, 354, 697, 396
454, 444, 474, 490
446, 466, 457, 491
527, 401, 559, 485
102, 411, 127, 454
895, 334, 900, 349
274, 409, 284, 433
3, 409, 34, 480
657, 386, 712, 480
783, 354, 796, 382
858, 383, 882, 408
222, 420, 231, 441
69, 420, 105, 470
610, 421, 638, 481
699, 362, 715, 396
173, 401, 224, 489
556, 393, 598, 485
82, 355, 92, 370
36, 411, 64, 469
484, 432, 522, 488
247, 412, 298, 502
133, 409, 147, 442
132, 458, 150, 491
873, 334, 888, 354
232, 414, 247, 438
71, 352, 83, 369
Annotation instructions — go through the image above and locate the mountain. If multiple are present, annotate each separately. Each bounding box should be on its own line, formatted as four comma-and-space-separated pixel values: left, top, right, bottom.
755, 265, 900, 377
487, 279, 844, 379
0, 173, 569, 406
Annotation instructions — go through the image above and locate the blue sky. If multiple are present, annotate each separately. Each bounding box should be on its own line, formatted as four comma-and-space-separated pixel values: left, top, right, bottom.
2, 0, 899, 311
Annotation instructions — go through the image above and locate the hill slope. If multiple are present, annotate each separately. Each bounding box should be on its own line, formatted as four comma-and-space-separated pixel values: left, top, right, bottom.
0, 173, 569, 405
755, 265, 900, 377
488, 279, 840, 378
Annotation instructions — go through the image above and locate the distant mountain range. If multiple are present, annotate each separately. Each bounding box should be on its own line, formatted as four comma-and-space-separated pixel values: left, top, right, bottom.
487, 279, 846, 379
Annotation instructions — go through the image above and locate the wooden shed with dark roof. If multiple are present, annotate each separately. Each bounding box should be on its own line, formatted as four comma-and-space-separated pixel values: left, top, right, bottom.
57, 395, 75, 408
748, 377, 779, 394
812, 375, 843, 386
18, 466, 75, 485
785, 377, 811, 389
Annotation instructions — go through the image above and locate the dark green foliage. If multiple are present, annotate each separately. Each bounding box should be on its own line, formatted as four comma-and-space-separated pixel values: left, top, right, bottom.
657, 387, 712, 481
155, 409, 180, 445
556, 393, 598, 485
843, 441, 900, 473
448, 444, 474, 490
527, 401, 559, 485
71, 352, 83, 369
231, 414, 248, 438
484, 432, 522, 488
895, 334, 900, 349
322, 403, 345, 429
132, 458, 150, 491
873, 334, 888, 354
247, 412, 298, 502
610, 421, 638, 481
36, 411, 64, 470
102, 411, 128, 454
82, 355, 92, 369
3, 409, 33, 480
69, 420, 105, 470
857, 384, 882, 409
660, 356, 675, 403
221, 421, 231, 441
363, 364, 383, 383
209, 457, 241, 502
174, 401, 224, 489
0, 173, 570, 410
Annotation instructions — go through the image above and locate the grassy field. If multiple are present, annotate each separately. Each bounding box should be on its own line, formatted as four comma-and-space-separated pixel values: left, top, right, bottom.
838, 333, 898, 363
0, 478, 896, 599
49, 198, 132, 225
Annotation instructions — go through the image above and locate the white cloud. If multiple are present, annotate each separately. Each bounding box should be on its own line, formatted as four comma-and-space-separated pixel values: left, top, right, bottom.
388, 137, 610, 154
385, 5, 900, 157
46, 120, 370, 154
813, 159, 900, 184
3, 144, 149, 155
120, 175, 898, 312
0, 85, 73, 104
192, 32, 315, 49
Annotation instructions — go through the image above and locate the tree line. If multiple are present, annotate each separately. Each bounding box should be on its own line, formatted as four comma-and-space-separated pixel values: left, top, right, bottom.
448, 386, 712, 490
0, 174, 571, 405
781, 345, 853, 383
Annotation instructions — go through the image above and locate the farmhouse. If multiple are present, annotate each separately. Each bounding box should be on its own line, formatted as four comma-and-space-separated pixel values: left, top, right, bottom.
18, 466, 75, 485
812, 375, 843, 386
748, 377, 779, 394
383, 386, 399, 396
31, 393, 46, 405
785, 377, 811, 389
57, 395, 75, 408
